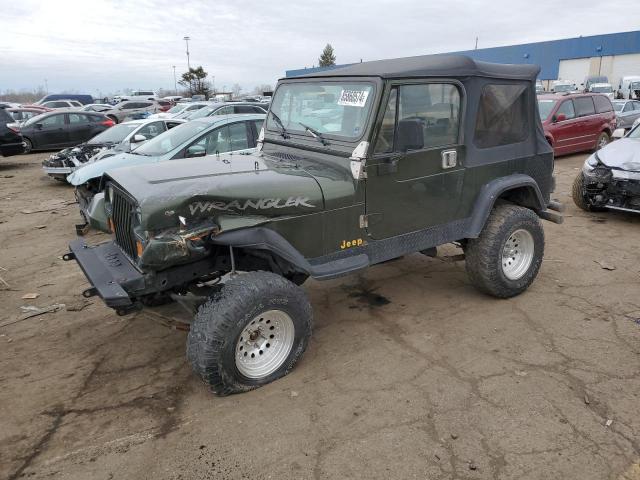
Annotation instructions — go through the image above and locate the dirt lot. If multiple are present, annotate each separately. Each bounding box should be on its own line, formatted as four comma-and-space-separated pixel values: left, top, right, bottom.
0, 152, 639, 480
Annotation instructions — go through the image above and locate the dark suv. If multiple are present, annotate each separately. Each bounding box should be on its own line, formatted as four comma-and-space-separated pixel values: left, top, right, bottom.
537, 93, 616, 156
65, 55, 562, 395
0, 108, 25, 157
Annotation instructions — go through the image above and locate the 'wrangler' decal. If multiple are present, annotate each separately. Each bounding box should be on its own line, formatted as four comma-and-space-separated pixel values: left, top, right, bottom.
188, 196, 315, 215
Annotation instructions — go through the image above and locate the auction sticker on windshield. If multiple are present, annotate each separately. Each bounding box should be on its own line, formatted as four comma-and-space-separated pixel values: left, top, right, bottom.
337, 89, 369, 107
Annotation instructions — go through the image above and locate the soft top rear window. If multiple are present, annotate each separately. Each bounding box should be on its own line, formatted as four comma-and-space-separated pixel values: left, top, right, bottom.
474, 84, 529, 148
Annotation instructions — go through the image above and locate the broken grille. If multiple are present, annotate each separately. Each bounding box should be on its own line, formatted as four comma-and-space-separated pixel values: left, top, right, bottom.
111, 188, 138, 260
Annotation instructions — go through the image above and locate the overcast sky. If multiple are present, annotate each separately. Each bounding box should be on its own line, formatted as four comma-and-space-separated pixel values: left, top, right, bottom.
1, 0, 638, 96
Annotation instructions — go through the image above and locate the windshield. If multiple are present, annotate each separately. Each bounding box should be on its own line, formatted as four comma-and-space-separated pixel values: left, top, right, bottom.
90, 123, 138, 144
537, 99, 556, 120
168, 104, 188, 113
134, 121, 209, 156
628, 124, 640, 139
186, 106, 215, 120
592, 86, 613, 93
612, 102, 625, 112
554, 84, 574, 92
269, 81, 375, 141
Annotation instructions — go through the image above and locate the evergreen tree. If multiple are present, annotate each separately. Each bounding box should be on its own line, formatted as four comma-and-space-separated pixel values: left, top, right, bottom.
318, 44, 336, 67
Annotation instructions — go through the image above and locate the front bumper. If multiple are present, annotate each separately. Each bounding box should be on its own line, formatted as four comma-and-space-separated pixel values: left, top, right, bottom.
64, 239, 144, 308
43, 165, 75, 176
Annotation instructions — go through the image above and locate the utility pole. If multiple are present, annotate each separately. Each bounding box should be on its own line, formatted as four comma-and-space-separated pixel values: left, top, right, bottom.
44, 78, 48, 94
172, 65, 177, 95
475, 37, 478, 50
183, 36, 192, 94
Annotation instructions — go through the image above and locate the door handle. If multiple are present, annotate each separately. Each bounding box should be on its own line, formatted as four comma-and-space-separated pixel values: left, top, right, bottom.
441, 149, 457, 169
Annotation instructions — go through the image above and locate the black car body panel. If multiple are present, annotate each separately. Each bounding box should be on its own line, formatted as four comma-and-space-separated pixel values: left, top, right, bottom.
0, 108, 25, 157
20, 111, 112, 151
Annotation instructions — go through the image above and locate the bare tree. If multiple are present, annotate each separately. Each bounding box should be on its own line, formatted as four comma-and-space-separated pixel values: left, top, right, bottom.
232, 83, 242, 98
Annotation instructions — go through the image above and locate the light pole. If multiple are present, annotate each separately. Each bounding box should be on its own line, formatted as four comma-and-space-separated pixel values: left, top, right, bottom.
183, 36, 191, 93
44, 78, 48, 94
172, 65, 177, 95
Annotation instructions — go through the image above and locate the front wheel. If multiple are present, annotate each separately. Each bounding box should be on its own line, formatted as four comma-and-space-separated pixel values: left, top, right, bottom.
187, 271, 313, 396
464, 204, 545, 298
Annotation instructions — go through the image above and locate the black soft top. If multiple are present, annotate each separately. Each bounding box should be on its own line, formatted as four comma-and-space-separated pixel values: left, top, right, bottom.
296, 55, 539, 81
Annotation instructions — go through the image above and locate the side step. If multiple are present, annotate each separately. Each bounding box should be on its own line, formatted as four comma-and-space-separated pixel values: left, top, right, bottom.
308, 254, 370, 280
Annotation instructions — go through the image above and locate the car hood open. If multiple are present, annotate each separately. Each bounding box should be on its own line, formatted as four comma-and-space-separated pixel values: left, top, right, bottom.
598, 138, 640, 172
106, 152, 329, 230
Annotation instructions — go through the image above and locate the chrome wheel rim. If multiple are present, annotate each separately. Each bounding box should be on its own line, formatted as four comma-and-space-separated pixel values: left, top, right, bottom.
501, 229, 535, 280
235, 310, 295, 379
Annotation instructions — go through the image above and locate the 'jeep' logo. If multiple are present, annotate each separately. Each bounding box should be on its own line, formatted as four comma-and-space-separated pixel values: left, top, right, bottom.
188, 196, 315, 215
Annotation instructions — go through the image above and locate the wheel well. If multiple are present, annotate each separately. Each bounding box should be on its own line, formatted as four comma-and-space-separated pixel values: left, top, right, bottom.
602, 128, 612, 137
497, 186, 543, 211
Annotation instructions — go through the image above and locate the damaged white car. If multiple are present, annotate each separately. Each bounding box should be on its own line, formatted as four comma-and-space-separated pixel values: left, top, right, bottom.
573, 124, 640, 214
42, 118, 184, 181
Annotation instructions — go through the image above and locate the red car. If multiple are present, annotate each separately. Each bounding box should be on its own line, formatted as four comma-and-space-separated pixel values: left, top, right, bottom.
538, 93, 616, 156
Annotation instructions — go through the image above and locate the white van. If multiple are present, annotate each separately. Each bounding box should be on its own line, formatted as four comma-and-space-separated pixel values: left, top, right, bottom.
120, 90, 158, 102
617, 76, 640, 100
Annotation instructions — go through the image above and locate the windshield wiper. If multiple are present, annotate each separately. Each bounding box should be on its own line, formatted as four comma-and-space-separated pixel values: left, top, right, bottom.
297, 122, 329, 146
269, 111, 289, 139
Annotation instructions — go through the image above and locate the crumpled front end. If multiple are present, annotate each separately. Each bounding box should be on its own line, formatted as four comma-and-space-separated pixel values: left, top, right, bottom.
42, 144, 110, 179
582, 156, 640, 213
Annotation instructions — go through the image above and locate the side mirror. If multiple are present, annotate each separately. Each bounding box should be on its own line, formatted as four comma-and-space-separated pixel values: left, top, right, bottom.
186, 145, 206, 158
396, 119, 424, 152
35, 123, 43, 129
131, 134, 147, 143
612, 128, 625, 139
554, 113, 567, 123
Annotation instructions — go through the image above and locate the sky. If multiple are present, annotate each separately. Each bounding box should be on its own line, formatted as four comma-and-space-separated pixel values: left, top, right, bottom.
0, 0, 638, 97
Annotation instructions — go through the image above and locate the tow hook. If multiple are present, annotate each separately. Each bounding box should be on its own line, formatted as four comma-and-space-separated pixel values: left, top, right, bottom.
116, 301, 143, 317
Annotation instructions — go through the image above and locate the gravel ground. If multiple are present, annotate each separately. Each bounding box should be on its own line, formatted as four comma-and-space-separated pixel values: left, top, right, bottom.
0, 152, 639, 480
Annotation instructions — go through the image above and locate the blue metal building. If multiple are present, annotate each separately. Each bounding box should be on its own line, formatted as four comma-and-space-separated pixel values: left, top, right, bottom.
286, 30, 640, 84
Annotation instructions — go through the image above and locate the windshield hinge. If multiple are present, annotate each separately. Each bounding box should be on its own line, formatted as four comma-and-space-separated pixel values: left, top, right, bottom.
359, 214, 368, 229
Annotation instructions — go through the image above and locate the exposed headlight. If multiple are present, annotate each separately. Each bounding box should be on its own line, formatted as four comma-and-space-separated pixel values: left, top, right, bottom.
587, 155, 599, 167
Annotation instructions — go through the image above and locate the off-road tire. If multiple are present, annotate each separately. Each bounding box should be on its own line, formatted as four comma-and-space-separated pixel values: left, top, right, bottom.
464, 204, 544, 298
187, 271, 312, 396
23, 138, 32, 154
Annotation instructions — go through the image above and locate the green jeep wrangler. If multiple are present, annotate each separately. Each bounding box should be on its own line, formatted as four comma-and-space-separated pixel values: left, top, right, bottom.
65, 55, 562, 395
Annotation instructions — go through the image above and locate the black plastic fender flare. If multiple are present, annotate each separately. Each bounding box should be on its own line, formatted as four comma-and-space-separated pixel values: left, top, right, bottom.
211, 227, 314, 274
467, 174, 546, 237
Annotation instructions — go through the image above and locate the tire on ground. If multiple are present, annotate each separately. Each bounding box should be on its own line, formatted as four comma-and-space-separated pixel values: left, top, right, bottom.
594, 131, 609, 151
572, 173, 591, 211
186, 270, 312, 396
464, 204, 544, 298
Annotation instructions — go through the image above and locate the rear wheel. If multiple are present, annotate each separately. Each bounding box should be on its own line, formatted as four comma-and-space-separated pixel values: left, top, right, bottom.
23, 138, 32, 154
187, 271, 312, 395
595, 132, 609, 151
464, 204, 544, 298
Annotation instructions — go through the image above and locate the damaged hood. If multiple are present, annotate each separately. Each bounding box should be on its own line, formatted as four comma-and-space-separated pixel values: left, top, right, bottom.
597, 138, 640, 172
67, 152, 149, 186
106, 153, 329, 230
